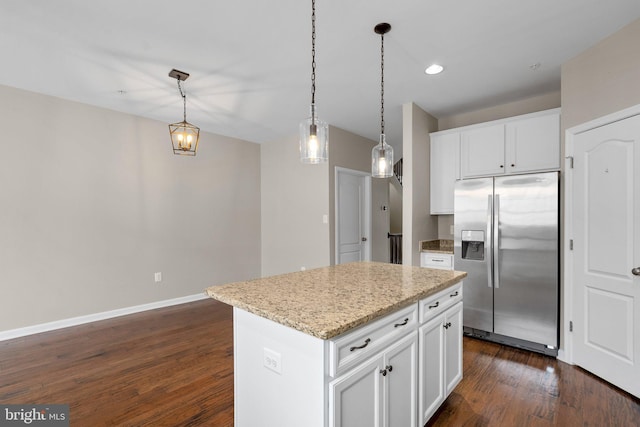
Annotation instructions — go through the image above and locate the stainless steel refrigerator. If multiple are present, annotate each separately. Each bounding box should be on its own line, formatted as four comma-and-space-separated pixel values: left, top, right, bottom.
454, 172, 559, 355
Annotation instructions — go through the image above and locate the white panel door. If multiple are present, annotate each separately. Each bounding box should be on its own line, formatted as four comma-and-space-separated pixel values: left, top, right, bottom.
384, 332, 417, 427
336, 168, 370, 264
572, 114, 640, 398
329, 355, 383, 427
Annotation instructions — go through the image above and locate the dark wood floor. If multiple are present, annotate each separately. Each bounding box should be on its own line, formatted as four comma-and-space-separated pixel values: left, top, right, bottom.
1, 299, 639, 426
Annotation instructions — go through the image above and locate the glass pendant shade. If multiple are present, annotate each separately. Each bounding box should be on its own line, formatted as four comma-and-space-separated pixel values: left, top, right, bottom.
169, 120, 200, 156
372, 134, 394, 178
300, 105, 328, 164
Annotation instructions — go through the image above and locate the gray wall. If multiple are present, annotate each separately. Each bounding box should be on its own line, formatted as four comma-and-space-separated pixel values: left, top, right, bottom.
402, 103, 438, 266
0, 84, 261, 332
260, 134, 330, 276
561, 18, 640, 130
260, 125, 382, 275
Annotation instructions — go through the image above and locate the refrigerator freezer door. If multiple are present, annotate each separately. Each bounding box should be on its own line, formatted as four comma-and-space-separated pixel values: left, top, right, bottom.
454, 178, 494, 332
493, 172, 559, 346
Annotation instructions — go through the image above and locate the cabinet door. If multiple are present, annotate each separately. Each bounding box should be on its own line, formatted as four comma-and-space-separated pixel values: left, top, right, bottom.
461, 124, 505, 177
418, 314, 445, 425
444, 302, 463, 396
384, 332, 418, 427
505, 112, 560, 173
329, 355, 384, 427
430, 133, 459, 214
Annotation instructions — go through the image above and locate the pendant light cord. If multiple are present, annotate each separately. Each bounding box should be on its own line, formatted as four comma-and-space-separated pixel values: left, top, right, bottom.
177, 79, 187, 122
380, 31, 385, 136
310, 0, 317, 121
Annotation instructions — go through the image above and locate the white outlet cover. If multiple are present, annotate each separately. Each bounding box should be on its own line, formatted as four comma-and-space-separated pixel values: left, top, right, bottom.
263, 348, 282, 374
154, 272, 162, 282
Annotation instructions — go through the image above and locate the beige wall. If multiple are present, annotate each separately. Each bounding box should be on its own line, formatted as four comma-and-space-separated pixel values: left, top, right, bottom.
261, 125, 381, 274
561, 18, 640, 130
260, 134, 330, 276
402, 103, 438, 266
438, 91, 561, 131
0, 84, 261, 332
328, 127, 382, 265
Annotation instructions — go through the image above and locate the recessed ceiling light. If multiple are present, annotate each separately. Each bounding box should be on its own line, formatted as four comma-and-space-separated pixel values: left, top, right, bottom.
425, 64, 444, 75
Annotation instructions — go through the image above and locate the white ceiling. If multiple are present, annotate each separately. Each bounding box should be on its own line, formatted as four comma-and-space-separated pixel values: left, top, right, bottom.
2, 1, 640, 154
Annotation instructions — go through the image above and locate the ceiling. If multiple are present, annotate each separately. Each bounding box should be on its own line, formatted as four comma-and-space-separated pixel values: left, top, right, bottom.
2, 1, 640, 155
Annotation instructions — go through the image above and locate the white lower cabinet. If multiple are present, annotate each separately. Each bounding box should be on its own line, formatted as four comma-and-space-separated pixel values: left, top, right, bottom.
418, 301, 463, 425
329, 332, 417, 427
232, 283, 463, 427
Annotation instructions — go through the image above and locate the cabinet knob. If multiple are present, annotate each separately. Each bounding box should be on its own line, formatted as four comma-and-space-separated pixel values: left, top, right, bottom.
500, 165, 504, 168
443, 322, 452, 329
511, 164, 515, 167
386, 365, 393, 372
380, 368, 387, 376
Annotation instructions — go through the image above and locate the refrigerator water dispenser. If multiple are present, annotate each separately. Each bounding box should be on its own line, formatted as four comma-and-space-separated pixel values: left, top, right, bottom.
461, 230, 484, 260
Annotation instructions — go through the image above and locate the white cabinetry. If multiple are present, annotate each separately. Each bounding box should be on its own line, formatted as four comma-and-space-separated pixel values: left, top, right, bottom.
232, 281, 463, 427
505, 112, 560, 173
431, 109, 560, 190
420, 252, 453, 270
430, 132, 460, 214
418, 300, 463, 425
329, 332, 417, 427
460, 124, 506, 178
460, 109, 560, 178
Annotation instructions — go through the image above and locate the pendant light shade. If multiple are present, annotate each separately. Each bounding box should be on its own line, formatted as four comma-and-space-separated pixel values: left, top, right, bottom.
372, 133, 393, 178
300, 0, 328, 163
372, 23, 394, 178
168, 69, 200, 156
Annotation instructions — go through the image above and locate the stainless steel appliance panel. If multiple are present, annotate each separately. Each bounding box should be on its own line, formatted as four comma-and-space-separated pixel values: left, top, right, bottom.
454, 178, 493, 332
493, 172, 559, 346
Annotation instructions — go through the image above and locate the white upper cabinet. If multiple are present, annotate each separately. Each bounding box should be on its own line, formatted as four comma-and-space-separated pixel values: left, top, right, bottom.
436, 108, 560, 180
430, 132, 460, 214
505, 112, 560, 173
460, 124, 506, 177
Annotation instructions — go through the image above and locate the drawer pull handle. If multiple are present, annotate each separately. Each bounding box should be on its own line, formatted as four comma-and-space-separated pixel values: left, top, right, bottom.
433, 259, 444, 262
450, 291, 459, 297
394, 318, 409, 328
350, 338, 371, 352
428, 301, 439, 309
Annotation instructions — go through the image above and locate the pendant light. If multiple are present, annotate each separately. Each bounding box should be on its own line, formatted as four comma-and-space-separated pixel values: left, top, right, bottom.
168, 69, 200, 156
372, 23, 394, 178
300, 0, 328, 164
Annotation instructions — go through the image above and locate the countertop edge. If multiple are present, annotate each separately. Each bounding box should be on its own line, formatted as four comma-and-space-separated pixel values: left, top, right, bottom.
206, 271, 466, 340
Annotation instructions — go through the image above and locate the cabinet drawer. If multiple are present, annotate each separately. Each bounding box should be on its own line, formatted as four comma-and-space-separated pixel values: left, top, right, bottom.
420, 252, 453, 270
329, 303, 418, 378
419, 283, 462, 324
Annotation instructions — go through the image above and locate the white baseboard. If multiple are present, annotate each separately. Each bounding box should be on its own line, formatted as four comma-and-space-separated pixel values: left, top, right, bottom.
0, 293, 209, 342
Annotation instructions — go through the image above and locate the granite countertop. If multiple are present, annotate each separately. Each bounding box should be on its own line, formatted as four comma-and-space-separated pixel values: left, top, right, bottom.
205, 261, 466, 340
420, 239, 454, 254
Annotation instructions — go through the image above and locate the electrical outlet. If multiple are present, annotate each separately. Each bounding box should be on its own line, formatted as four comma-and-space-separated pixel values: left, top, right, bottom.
450, 225, 454, 235
154, 272, 162, 283
263, 348, 282, 374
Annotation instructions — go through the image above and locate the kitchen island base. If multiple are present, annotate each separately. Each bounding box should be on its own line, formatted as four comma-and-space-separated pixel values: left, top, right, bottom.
232, 282, 463, 427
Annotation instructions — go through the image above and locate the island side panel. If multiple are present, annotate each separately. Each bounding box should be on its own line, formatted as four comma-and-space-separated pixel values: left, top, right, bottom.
233, 307, 326, 427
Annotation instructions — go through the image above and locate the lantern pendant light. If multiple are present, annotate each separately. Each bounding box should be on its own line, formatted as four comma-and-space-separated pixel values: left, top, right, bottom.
300, 0, 328, 164
168, 69, 200, 156
372, 23, 394, 178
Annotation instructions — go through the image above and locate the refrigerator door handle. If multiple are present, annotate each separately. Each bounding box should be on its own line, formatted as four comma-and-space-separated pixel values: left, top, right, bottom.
494, 194, 500, 289
487, 194, 493, 288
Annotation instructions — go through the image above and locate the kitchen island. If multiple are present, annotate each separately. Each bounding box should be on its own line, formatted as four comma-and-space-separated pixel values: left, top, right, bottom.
206, 261, 466, 427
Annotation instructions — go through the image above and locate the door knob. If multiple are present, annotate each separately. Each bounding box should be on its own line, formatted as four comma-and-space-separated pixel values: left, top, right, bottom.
361, 237, 367, 242
632, 267, 640, 276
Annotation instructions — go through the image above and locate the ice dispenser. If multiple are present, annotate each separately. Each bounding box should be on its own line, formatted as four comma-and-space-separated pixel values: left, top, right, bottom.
461, 230, 485, 260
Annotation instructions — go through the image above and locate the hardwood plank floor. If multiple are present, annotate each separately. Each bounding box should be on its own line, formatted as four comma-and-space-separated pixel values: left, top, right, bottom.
1, 299, 639, 426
